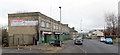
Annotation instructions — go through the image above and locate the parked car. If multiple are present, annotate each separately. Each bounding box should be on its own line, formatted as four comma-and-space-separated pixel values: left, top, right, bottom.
87, 37, 92, 39
71, 38, 76, 40
100, 37, 106, 42
74, 38, 83, 45
105, 38, 113, 44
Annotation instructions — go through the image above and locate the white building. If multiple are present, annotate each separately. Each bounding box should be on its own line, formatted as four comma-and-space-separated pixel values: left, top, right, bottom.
89, 30, 104, 39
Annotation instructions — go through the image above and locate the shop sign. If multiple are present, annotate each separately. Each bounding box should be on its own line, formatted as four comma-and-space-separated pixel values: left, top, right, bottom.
55, 32, 62, 34
43, 32, 53, 34
24, 21, 38, 26
11, 19, 25, 26
10, 19, 38, 26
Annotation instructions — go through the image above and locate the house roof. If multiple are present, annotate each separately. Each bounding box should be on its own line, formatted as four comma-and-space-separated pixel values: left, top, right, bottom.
69, 28, 78, 32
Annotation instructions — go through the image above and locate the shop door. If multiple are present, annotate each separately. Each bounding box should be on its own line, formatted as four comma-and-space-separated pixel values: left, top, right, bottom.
44, 35, 47, 43
58, 35, 60, 40
55, 35, 60, 40
44, 35, 51, 43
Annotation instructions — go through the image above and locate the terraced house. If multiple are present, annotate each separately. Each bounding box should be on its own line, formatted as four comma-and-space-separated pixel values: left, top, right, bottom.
8, 12, 72, 46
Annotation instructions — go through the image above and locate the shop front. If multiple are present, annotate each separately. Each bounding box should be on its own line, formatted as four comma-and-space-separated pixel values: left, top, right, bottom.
54, 32, 62, 41
63, 32, 70, 40
41, 31, 53, 43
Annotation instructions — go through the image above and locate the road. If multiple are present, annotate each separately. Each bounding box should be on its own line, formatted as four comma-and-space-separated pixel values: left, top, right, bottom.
58, 39, 118, 53
77, 39, 118, 53
58, 40, 84, 53
1, 39, 119, 54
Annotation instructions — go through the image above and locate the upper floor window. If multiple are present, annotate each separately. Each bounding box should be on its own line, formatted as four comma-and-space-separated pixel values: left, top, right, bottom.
56, 26, 58, 30
41, 21, 45, 27
46, 22, 50, 28
59, 26, 61, 30
54, 25, 56, 30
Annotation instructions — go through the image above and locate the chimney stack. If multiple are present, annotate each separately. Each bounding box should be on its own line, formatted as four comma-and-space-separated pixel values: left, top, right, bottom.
72, 27, 74, 30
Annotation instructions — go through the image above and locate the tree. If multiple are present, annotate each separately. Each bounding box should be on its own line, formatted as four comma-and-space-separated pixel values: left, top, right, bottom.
105, 13, 118, 36
2, 25, 9, 47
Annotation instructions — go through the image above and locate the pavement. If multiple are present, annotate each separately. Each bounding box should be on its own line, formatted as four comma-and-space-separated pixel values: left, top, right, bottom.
2, 43, 53, 53
2, 48, 50, 53
2, 40, 69, 53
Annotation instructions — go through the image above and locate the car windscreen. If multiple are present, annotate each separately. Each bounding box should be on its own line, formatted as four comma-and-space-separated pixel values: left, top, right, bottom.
106, 38, 112, 40
101, 37, 105, 39
76, 38, 82, 40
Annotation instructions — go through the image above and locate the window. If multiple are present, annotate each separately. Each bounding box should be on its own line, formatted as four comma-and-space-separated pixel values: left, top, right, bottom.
46, 22, 49, 28
41, 21, 45, 27
56, 26, 58, 30
59, 26, 61, 30
73, 33, 75, 34
54, 25, 56, 30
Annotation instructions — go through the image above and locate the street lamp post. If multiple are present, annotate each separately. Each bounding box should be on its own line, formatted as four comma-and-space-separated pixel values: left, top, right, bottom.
59, 6, 62, 47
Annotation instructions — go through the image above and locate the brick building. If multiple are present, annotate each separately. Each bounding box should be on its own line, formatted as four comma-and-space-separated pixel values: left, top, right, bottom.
8, 12, 74, 46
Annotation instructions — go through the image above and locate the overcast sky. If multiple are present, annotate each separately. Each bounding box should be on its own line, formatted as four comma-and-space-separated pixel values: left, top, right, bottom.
0, 0, 119, 32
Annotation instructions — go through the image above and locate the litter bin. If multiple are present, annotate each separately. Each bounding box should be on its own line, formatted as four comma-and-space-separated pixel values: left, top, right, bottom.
35, 39, 38, 45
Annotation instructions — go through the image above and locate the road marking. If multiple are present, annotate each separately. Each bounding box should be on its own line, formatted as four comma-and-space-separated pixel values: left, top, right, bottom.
75, 45, 87, 53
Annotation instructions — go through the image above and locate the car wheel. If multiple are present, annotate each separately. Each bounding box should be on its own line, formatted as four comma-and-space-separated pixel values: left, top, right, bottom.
80, 43, 83, 45
74, 43, 76, 45
105, 42, 107, 44
111, 43, 113, 44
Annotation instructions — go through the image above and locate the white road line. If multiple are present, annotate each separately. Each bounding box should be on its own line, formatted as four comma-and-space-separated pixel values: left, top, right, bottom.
75, 45, 87, 53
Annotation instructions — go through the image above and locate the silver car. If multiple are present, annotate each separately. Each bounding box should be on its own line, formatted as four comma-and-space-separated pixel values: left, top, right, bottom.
74, 38, 83, 45
100, 37, 106, 42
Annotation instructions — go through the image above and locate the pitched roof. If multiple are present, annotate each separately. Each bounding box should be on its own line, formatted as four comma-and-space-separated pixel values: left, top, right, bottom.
69, 28, 78, 32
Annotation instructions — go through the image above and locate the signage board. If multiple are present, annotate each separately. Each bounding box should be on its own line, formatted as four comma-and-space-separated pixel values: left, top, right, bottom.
24, 21, 38, 26
10, 19, 38, 26
43, 32, 53, 34
55, 32, 62, 34
11, 19, 25, 26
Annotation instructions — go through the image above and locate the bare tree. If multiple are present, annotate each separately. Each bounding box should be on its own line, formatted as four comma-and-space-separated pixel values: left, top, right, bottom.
105, 13, 118, 36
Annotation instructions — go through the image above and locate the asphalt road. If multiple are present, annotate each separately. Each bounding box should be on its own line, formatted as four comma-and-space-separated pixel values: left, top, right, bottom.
77, 39, 118, 53
58, 39, 118, 53
58, 40, 84, 53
